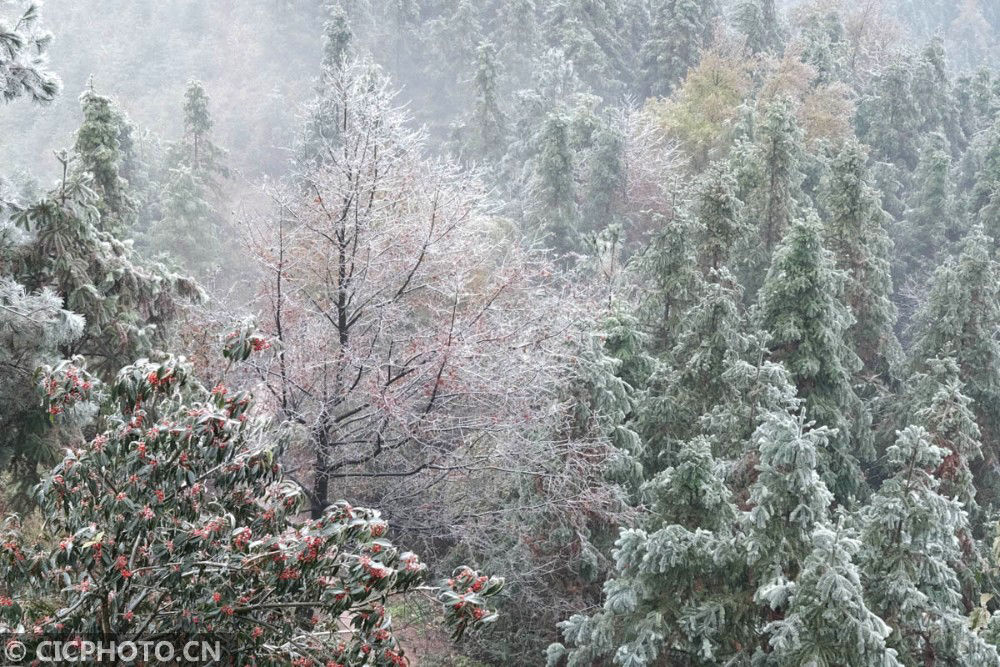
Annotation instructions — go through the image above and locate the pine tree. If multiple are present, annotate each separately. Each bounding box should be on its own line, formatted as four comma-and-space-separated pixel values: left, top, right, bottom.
970, 119, 1000, 244
735, 96, 805, 299
532, 110, 579, 253
744, 408, 834, 616
757, 215, 870, 503
663, 270, 744, 441
909, 226, 1000, 495
149, 82, 228, 275
0, 2, 59, 103
581, 121, 625, 236
178, 80, 225, 176
821, 138, 901, 381
856, 60, 922, 171
298, 9, 354, 170
547, 436, 746, 666
731, 0, 783, 55
798, 9, 847, 85
897, 133, 956, 288
641, 0, 718, 97
321, 1, 352, 73
858, 426, 999, 665
72, 87, 137, 234
638, 211, 700, 352
696, 161, 747, 275
912, 37, 964, 151
906, 353, 984, 513
762, 524, 901, 666
470, 40, 506, 160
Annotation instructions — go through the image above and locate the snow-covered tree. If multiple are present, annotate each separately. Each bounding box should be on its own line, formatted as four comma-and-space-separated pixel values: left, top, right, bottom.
757, 216, 870, 503
547, 436, 745, 666
909, 226, 1000, 497
72, 87, 137, 234
821, 138, 900, 381
762, 524, 901, 666
0, 1, 59, 103
640, 0, 718, 97
858, 426, 999, 665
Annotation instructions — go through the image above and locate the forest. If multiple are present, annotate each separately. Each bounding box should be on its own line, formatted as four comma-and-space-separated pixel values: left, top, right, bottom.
3, 0, 1000, 664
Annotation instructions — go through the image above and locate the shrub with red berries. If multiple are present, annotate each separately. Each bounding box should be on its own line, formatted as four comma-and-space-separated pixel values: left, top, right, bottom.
1, 336, 501, 665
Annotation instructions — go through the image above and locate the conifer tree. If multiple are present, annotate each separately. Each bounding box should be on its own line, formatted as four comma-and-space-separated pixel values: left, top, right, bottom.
582, 122, 625, 235
72, 87, 137, 234
744, 409, 834, 616
898, 133, 956, 287
0, 2, 59, 103
909, 226, 1000, 490
731, 0, 783, 55
798, 9, 847, 85
856, 61, 922, 171
757, 216, 870, 503
735, 96, 805, 299
641, 0, 718, 97
547, 436, 746, 666
906, 353, 983, 513
470, 40, 506, 160
762, 524, 901, 666
821, 138, 900, 381
970, 119, 1000, 243
638, 211, 700, 352
697, 161, 747, 275
912, 38, 964, 151
321, 1, 352, 73
858, 426, 999, 665
663, 270, 743, 443
532, 110, 578, 253
149, 82, 228, 275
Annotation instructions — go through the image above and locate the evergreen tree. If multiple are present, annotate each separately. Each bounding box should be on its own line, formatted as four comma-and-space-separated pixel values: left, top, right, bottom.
581, 122, 625, 235
547, 436, 746, 666
469, 40, 506, 160
696, 161, 747, 275
321, 1, 352, 73
641, 0, 717, 97
0, 1, 59, 103
11, 153, 201, 377
898, 133, 956, 288
757, 216, 870, 503
762, 524, 901, 666
821, 138, 900, 381
532, 110, 578, 253
0, 279, 83, 497
798, 9, 847, 85
744, 408, 834, 617
178, 80, 225, 176
72, 87, 137, 234
298, 9, 354, 171
659, 269, 744, 448
858, 426, 999, 665
906, 353, 984, 513
735, 96, 805, 299
149, 82, 228, 275
909, 226, 1000, 493
639, 211, 700, 352
912, 37, 964, 152
970, 119, 1000, 244
856, 60, 922, 171
731, 0, 783, 55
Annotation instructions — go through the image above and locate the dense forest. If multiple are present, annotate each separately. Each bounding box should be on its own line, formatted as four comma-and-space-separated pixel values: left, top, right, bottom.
4, 0, 1000, 664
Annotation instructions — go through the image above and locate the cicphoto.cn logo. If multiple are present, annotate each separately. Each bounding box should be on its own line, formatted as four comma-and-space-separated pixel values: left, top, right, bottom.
3, 637, 222, 664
